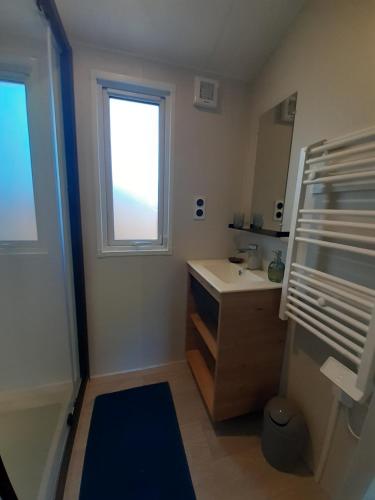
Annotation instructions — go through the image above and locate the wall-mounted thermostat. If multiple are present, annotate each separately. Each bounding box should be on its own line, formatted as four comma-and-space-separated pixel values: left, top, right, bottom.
273, 199, 284, 222
193, 196, 206, 220
193, 76, 219, 110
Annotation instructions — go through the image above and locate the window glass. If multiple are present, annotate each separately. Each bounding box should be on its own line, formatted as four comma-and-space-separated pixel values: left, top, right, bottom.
0, 80, 38, 241
109, 96, 159, 241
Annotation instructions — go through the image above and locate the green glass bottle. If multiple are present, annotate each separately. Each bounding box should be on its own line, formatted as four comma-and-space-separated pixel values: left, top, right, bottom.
268, 250, 285, 283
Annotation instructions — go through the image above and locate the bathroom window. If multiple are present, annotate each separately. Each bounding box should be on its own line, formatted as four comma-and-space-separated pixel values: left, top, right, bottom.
95, 74, 174, 255
0, 78, 38, 245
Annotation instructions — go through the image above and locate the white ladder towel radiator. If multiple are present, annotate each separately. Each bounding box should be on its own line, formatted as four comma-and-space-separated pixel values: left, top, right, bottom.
279, 126, 375, 403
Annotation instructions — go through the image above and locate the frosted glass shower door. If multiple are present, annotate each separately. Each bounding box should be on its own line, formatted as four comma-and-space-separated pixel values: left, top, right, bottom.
0, 7, 81, 500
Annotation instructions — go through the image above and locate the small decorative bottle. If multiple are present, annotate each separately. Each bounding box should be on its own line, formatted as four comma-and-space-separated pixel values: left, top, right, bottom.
268, 250, 285, 283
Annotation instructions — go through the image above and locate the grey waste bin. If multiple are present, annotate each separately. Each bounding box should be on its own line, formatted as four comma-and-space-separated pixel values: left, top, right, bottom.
261, 397, 308, 472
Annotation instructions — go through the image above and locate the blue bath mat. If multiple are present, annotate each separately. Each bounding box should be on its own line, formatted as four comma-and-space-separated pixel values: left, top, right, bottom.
79, 382, 196, 500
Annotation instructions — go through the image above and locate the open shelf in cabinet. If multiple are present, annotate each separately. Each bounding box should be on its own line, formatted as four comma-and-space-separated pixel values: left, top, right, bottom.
190, 312, 218, 360
186, 349, 214, 414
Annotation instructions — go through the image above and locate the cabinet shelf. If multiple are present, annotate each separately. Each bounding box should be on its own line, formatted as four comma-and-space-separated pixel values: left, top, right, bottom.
186, 349, 214, 414
190, 313, 218, 360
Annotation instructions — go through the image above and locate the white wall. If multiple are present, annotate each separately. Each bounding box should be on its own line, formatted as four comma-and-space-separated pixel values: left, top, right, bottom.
73, 44, 250, 376
239, 0, 375, 497
337, 392, 375, 500
242, 0, 375, 232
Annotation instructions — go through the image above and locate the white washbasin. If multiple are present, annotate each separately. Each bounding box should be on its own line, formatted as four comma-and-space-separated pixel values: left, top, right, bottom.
187, 259, 282, 294
203, 261, 264, 284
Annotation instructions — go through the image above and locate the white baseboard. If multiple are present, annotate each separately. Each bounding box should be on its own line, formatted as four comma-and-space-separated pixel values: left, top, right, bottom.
90, 358, 186, 380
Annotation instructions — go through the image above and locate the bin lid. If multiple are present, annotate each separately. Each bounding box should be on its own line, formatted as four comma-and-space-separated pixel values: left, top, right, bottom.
266, 397, 299, 426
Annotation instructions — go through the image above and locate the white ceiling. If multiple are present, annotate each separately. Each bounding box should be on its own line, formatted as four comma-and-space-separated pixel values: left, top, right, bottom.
56, 0, 306, 82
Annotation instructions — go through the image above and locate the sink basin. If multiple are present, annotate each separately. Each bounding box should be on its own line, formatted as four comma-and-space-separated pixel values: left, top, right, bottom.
187, 259, 282, 294
203, 261, 264, 284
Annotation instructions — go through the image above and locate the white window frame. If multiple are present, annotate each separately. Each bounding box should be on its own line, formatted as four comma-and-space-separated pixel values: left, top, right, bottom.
0, 60, 42, 255
93, 71, 175, 256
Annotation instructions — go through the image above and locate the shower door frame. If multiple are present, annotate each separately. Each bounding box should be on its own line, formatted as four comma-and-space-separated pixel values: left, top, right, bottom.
36, 0, 90, 497
0, 0, 90, 499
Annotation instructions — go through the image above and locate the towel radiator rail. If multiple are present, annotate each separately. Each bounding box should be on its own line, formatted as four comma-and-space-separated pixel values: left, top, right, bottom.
280, 126, 375, 402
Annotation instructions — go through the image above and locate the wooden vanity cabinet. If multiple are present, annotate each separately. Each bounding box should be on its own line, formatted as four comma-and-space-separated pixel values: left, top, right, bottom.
186, 271, 287, 422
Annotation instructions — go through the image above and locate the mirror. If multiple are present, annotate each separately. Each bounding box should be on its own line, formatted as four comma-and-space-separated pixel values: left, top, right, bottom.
250, 93, 297, 235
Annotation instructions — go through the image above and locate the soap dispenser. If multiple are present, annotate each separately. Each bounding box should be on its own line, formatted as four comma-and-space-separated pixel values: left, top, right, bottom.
268, 250, 285, 283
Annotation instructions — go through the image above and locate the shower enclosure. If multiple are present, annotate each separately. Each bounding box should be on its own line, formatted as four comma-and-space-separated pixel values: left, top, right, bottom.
0, 0, 88, 498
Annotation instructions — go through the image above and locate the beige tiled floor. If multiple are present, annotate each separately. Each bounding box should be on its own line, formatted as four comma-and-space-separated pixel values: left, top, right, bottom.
63, 362, 329, 500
